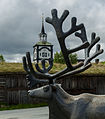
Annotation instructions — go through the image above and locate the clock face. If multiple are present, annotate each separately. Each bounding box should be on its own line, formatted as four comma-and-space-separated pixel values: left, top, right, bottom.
39, 48, 51, 59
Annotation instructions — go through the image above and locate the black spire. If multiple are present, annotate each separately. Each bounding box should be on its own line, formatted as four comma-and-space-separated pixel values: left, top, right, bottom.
41, 14, 45, 34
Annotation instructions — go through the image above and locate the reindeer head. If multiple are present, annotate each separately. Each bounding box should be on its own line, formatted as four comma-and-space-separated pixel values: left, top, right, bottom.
23, 9, 103, 90
28, 84, 61, 100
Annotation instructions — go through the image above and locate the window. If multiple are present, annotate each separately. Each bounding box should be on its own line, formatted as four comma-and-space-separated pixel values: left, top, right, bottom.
45, 53, 47, 57
42, 52, 44, 57
42, 52, 47, 57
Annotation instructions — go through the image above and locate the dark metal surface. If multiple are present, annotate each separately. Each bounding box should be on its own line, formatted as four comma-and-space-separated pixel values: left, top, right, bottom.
35, 58, 53, 73
23, 9, 103, 88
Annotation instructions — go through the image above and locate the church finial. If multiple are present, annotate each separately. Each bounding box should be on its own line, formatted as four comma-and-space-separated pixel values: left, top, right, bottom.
39, 13, 47, 43
41, 13, 45, 34
42, 13, 44, 24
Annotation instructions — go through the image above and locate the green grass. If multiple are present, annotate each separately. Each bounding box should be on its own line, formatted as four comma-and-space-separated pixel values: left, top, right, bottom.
0, 62, 105, 75
0, 62, 66, 73
101, 61, 105, 64
81, 62, 105, 75
0, 62, 25, 73
0, 103, 48, 111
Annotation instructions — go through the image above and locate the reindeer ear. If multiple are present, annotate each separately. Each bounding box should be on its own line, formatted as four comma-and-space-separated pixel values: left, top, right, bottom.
51, 85, 57, 92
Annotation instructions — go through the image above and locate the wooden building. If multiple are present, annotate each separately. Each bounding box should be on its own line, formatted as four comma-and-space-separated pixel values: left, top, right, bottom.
0, 73, 105, 104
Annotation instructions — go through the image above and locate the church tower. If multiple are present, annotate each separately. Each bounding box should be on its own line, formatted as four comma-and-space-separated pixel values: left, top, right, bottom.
33, 15, 53, 63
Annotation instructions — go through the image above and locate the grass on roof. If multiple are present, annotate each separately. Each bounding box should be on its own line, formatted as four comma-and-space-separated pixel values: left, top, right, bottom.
0, 62, 25, 73
0, 62, 105, 75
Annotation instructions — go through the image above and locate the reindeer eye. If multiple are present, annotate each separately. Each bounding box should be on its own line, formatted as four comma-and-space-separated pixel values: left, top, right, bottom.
43, 86, 49, 92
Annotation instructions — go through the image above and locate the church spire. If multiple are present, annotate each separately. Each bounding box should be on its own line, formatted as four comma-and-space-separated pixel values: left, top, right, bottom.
39, 13, 47, 44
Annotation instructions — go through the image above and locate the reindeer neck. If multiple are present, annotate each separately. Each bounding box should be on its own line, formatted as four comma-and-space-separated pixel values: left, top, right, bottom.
48, 99, 69, 119
55, 85, 73, 102
48, 85, 73, 119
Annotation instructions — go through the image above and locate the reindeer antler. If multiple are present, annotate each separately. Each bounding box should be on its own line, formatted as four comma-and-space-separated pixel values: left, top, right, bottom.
84, 32, 103, 66
46, 9, 89, 70
57, 32, 103, 79
23, 9, 103, 87
35, 58, 53, 73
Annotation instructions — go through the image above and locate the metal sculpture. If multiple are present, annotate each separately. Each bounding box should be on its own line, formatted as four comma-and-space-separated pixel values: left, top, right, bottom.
23, 9, 103, 119
28, 84, 105, 119
35, 58, 53, 73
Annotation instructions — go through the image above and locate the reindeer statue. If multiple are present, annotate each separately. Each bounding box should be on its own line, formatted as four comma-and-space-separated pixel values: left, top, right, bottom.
23, 9, 104, 119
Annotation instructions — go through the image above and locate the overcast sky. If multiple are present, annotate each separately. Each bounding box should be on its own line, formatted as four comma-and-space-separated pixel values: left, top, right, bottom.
0, 0, 105, 62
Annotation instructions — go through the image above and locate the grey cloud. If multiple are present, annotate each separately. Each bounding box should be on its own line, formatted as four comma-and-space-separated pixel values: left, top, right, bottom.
0, 0, 105, 62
